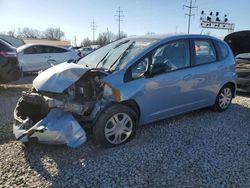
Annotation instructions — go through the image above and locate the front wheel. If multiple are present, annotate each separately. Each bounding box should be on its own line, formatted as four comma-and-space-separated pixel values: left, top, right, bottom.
212, 84, 233, 112
93, 104, 137, 147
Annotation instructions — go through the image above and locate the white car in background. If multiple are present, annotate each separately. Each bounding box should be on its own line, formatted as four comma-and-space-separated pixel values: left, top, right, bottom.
17, 44, 80, 72
78, 47, 94, 57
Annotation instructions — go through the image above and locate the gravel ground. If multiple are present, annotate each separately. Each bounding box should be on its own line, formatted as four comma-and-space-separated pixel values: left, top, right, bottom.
0, 77, 249, 187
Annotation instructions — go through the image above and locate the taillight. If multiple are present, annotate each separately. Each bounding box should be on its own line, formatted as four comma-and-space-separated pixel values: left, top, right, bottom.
0, 51, 7, 57
0, 50, 16, 57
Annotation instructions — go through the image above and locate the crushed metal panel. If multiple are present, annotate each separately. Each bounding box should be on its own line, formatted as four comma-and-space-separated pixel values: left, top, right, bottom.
33, 62, 89, 93
14, 108, 87, 148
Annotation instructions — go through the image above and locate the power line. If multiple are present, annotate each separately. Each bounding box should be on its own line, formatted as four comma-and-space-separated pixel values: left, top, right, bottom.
90, 20, 96, 42
183, 0, 198, 34
115, 7, 124, 39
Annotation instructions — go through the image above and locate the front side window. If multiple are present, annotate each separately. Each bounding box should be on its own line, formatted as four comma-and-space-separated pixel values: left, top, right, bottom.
194, 40, 216, 65
131, 57, 149, 80
152, 40, 190, 72
24, 46, 44, 54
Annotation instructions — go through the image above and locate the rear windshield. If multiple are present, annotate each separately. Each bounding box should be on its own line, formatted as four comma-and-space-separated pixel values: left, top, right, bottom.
0, 39, 16, 51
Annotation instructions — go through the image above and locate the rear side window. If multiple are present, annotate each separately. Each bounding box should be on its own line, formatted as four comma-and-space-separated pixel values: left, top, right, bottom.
51, 47, 67, 53
194, 40, 216, 65
42, 46, 67, 53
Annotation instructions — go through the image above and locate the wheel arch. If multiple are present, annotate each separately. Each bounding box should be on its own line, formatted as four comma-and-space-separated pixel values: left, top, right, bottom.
121, 99, 140, 120
223, 81, 236, 98
92, 100, 140, 126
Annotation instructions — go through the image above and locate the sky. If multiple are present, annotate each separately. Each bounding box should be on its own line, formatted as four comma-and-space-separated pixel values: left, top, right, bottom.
0, 0, 250, 45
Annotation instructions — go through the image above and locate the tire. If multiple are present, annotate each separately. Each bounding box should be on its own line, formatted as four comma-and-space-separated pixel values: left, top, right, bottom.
93, 104, 138, 148
212, 84, 233, 112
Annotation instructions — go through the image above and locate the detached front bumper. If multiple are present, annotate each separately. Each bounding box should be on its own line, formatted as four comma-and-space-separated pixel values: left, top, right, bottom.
13, 93, 87, 148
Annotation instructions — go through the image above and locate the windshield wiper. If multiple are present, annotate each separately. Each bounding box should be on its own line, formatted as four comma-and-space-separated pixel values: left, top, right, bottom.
108, 41, 135, 72
95, 49, 112, 68
95, 40, 130, 68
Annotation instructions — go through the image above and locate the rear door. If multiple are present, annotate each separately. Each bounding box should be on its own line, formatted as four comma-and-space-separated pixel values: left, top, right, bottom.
188, 39, 221, 106
46, 46, 72, 65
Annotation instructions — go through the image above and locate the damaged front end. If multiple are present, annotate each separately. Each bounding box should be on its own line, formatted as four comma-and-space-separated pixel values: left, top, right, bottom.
13, 62, 110, 148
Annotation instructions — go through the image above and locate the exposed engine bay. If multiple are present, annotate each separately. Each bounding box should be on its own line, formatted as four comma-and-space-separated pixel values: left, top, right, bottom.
13, 63, 114, 148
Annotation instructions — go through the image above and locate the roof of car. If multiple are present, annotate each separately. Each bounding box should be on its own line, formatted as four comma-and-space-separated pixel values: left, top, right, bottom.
17, 43, 68, 52
127, 34, 219, 41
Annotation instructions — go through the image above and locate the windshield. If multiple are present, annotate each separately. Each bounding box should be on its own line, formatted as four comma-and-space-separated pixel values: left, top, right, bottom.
77, 38, 157, 71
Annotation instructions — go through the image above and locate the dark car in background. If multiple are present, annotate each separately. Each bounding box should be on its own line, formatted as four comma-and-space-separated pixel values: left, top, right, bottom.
0, 39, 22, 83
225, 30, 250, 92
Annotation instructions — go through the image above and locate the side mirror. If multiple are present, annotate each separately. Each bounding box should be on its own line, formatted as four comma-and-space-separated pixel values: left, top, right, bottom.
150, 63, 167, 75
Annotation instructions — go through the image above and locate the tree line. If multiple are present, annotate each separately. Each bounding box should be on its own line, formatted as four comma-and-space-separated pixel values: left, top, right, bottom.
1, 27, 127, 47
81, 31, 127, 47
1, 27, 65, 41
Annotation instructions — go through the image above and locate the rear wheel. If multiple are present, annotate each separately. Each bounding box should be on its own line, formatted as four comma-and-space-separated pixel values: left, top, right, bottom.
212, 84, 233, 112
93, 104, 137, 147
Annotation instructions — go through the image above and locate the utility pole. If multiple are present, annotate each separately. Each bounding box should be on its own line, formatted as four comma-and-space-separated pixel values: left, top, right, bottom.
90, 20, 96, 42
115, 7, 124, 39
107, 28, 110, 42
58, 26, 61, 40
73, 35, 77, 47
183, 0, 198, 34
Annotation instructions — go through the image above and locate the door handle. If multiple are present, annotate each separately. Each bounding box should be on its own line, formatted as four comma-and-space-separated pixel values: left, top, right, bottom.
183, 74, 192, 80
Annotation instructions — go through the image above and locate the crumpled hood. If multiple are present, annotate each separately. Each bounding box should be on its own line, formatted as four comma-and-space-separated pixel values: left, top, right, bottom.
33, 62, 89, 93
224, 30, 250, 56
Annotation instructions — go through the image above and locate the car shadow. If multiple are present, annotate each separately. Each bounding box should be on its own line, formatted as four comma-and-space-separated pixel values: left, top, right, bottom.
22, 137, 103, 187
21, 102, 250, 187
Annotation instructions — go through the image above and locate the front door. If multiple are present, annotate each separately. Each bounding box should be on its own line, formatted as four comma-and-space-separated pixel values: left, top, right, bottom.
142, 40, 198, 123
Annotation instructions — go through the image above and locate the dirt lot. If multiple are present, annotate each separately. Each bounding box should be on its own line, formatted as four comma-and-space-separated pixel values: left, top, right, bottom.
0, 76, 249, 187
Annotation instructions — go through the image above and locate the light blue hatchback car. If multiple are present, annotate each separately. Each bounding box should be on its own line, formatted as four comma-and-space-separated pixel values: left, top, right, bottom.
14, 34, 237, 148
